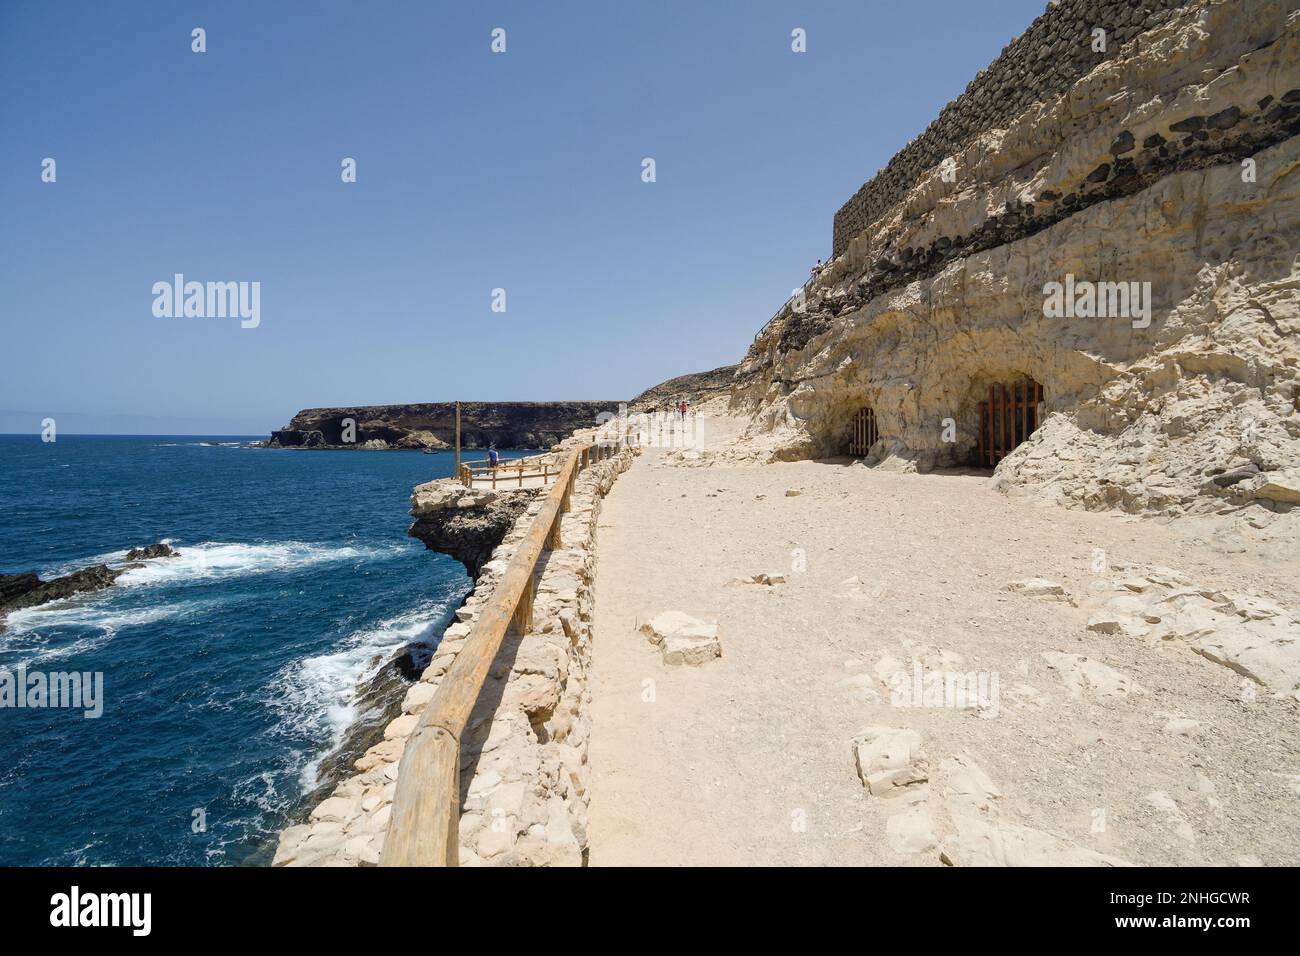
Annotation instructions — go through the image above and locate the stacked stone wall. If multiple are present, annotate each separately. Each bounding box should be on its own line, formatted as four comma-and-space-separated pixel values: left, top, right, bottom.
832, 0, 1193, 256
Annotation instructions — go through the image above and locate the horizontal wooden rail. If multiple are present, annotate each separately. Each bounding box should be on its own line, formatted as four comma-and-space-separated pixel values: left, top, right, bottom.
458, 453, 559, 488
383, 441, 620, 866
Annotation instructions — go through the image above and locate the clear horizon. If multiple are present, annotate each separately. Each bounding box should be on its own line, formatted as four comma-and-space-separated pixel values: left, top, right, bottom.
2, 0, 1046, 435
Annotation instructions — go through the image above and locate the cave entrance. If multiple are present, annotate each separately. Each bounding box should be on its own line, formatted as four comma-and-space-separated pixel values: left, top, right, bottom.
977, 379, 1042, 467
847, 407, 879, 457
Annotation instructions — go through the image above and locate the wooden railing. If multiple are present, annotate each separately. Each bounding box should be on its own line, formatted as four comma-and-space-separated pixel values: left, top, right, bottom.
382, 441, 622, 866
458, 452, 558, 488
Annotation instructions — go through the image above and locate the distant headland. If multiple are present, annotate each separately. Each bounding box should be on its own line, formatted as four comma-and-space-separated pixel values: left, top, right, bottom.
264, 402, 626, 451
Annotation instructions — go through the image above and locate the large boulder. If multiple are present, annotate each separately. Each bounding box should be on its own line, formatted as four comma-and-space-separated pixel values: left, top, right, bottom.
851, 726, 928, 797
639, 611, 722, 665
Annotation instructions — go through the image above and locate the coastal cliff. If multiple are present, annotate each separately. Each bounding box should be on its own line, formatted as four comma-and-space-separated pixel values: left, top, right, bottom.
731, 0, 1300, 519
266, 401, 622, 450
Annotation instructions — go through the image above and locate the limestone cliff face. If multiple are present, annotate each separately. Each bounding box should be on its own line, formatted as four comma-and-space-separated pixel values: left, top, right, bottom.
267, 401, 622, 450
407, 482, 537, 577
736, 0, 1300, 517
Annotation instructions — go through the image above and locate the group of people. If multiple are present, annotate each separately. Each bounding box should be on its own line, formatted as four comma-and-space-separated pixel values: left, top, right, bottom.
661, 400, 690, 419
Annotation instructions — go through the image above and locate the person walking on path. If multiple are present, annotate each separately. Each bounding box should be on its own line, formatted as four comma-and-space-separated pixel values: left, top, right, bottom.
487, 443, 499, 471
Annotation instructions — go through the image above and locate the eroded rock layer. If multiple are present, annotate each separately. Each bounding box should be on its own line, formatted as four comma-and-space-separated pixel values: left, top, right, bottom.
736, 0, 1300, 518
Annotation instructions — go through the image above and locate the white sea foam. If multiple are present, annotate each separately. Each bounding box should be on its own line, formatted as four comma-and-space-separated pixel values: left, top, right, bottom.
4, 600, 189, 634
1, 599, 211, 665
40, 544, 162, 579
115, 540, 401, 587
155, 441, 245, 447
269, 601, 455, 790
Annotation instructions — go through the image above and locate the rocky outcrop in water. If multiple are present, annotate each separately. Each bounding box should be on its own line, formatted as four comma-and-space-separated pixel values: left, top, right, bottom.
125, 542, 179, 560
0, 565, 125, 617
265, 401, 623, 451
0, 541, 182, 628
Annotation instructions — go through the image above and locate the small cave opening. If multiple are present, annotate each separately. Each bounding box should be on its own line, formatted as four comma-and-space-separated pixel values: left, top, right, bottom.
847, 406, 879, 457
973, 377, 1044, 467
798, 387, 878, 459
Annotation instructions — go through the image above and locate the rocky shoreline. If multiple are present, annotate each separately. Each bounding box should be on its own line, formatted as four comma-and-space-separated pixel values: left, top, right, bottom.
281, 489, 532, 819
268, 468, 549, 856
0, 542, 179, 629
274, 432, 635, 866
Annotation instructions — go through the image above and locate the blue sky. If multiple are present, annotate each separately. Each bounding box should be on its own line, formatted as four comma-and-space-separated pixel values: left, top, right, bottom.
0, 0, 1046, 434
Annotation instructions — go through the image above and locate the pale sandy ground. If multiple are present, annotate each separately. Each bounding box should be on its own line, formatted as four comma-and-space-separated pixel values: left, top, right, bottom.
586, 414, 1300, 866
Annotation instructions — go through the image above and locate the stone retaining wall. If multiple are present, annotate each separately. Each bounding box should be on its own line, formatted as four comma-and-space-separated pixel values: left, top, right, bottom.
273, 434, 634, 866
832, 0, 1193, 256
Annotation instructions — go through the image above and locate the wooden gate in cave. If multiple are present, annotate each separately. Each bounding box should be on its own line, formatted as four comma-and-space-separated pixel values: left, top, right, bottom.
978, 379, 1042, 467
848, 407, 878, 456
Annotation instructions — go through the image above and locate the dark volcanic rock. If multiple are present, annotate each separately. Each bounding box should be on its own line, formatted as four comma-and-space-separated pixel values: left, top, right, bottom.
304, 632, 446, 809
265, 401, 623, 451
0, 564, 126, 615
125, 542, 179, 560
0, 573, 43, 607
1211, 463, 1261, 488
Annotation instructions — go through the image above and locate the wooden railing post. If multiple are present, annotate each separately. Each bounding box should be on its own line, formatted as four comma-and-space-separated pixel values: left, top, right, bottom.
383, 722, 460, 865
510, 574, 534, 635
546, 508, 562, 550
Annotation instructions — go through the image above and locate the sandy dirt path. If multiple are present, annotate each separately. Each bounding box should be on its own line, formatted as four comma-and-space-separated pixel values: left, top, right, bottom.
585, 414, 1300, 866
